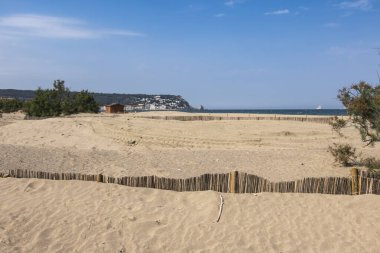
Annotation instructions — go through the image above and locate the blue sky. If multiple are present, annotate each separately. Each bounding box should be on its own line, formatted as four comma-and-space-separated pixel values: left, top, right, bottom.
0, 0, 379, 108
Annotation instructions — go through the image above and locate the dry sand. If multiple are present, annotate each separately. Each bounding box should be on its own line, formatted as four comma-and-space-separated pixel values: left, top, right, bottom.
1, 178, 380, 253
1, 112, 380, 252
1, 112, 378, 180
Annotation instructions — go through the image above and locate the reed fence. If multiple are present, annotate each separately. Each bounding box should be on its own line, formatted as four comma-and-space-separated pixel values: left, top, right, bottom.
2, 168, 379, 195
139, 115, 335, 124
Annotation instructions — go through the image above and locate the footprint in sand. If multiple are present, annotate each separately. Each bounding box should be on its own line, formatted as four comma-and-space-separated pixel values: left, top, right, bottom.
24, 181, 43, 192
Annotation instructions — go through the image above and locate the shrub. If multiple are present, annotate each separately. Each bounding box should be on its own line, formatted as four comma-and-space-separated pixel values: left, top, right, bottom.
338, 81, 380, 146
328, 143, 358, 166
24, 86, 63, 117
74, 90, 99, 113
329, 116, 347, 136
24, 80, 99, 117
0, 99, 25, 113
329, 81, 380, 172
361, 157, 380, 172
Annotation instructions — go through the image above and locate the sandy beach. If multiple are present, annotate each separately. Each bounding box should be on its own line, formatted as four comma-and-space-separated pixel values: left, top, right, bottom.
1, 112, 380, 252
0, 112, 375, 180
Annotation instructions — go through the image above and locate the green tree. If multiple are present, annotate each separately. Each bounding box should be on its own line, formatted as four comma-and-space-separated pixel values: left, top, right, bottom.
338, 81, 380, 146
24, 80, 99, 117
24, 87, 61, 117
0, 99, 24, 113
74, 90, 99, 113
53, 80, 74, 115
329, 81, 380, 171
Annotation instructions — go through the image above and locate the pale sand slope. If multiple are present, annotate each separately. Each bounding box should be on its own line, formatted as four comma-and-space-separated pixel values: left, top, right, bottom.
2, 113, 380, 253
1, 112, 379, 181
1, 178, 380, 253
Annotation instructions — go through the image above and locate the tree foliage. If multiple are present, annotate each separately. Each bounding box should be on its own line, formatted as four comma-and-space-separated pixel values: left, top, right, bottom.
338, 81, 380, 146
73, 90, 99, 113
0, 99, 25, 113
24, 80, 99, 117
329, 116, 347, 136
328, 143, 358, 166
361, 157, 380, 171
329, 81, 380, 171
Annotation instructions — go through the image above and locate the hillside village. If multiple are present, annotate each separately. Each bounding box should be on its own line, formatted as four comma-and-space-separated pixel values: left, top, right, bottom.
98, 95, 191, 112
120, 95, 189, 111
0, 89, 192, 112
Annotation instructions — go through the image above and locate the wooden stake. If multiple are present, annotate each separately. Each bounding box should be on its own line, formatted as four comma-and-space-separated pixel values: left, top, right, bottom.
351, 168, 359, 195
229, 171, 236, 193
216, 194, 224, 223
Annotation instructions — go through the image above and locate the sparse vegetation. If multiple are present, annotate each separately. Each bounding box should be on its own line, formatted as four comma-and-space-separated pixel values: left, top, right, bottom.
329, 81, 380, 171
338, 81, 380, 146
328, 143, 358, 166
73, 90, 100, 113
361, 157, 380, 172
24, 80, 99, 117
329, 116, 347, 136
0, 98, 25, 113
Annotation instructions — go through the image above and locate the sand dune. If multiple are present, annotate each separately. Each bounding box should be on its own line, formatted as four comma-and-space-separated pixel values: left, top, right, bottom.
1, 112, 380, 252
1, 178, 380, 253
1, 112, 378, 180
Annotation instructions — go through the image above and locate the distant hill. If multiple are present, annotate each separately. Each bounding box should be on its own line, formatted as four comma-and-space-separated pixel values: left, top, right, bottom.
0, 89, 192, 109
0, 89, 35, 100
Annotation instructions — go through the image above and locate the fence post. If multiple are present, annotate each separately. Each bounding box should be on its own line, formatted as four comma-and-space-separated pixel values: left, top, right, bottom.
229, 171, 237, 193
97, 174, 104, 183
351, 168, 359, 195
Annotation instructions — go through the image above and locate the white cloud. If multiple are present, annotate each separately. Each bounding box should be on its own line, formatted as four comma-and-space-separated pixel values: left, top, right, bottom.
299, 7, 311, 11
225, 1, 234, 6
265, 9, 290, 15
0, 14, 144, 39
224, 0, 245, 7
338, 0, 372, 10
325, 22, 340, 28
214, 13, 225, 18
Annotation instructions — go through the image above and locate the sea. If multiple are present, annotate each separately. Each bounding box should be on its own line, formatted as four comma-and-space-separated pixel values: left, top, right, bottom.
197, 109, 347, 116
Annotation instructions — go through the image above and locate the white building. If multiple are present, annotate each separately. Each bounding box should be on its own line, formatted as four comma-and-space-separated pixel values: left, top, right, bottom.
124, 105, 134, 111
99, 106, 106, 112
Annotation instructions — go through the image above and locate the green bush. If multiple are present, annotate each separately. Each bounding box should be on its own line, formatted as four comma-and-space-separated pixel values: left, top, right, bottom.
338, 81, 380, 146
24, 80, 99, 117
0, 99, 25, 113
74, 90, 99, 113
329, 81, 380, 172
328, 143, 358, 166
361, 157, 380, 172
329, 116, 347, 136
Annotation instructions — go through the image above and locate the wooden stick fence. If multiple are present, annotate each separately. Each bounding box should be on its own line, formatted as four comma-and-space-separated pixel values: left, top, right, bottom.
139, 115, 335, 124
2, 168, 380, 195
358, 169, 380, 194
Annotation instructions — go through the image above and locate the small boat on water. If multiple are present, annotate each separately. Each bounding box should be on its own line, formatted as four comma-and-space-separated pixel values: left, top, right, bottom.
316, 105, 322, 110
